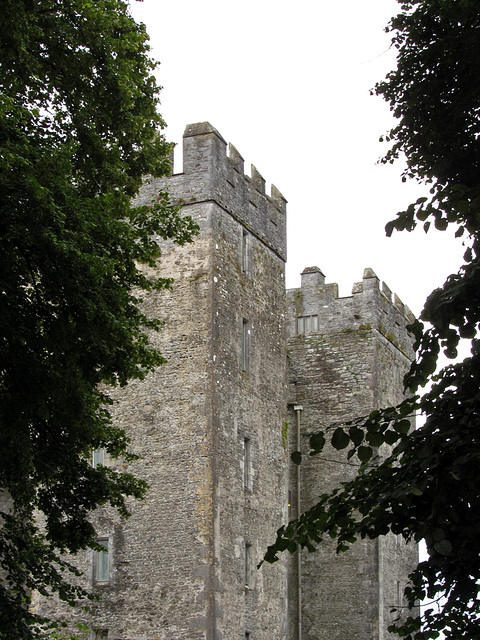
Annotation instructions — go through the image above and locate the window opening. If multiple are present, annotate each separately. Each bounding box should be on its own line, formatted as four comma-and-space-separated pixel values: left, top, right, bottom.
242, 229, 249, 274
244, 438, 252, 490
245, 543, 252, 587
94, 539, 109, 584
397, 581, 403, 607
297, 315, 318, 334
242, 319, 250, 372
92, 448, 105, 469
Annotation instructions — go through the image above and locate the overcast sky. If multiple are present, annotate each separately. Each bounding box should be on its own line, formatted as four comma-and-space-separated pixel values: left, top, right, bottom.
129, 0, 464, 317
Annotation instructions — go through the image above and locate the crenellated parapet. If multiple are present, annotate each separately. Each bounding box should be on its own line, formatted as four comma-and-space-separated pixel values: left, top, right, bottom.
137, 122, 287, 261
286, 266, 415, 360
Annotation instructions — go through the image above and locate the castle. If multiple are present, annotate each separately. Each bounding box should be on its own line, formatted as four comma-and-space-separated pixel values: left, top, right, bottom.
41, 123, 418, 640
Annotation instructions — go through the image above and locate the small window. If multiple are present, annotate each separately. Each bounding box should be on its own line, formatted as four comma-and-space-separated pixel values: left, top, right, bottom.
94, 539, 109, 584
95, 631, 108, 640
244, 438, 252, 490
242, 229, 249, 274
297, 315, 318, 334
244, 543, 253, 587
241, 319, 250, 372
297, 316, 304, 334
92, 448, 105, 469
396, 581, 404, 607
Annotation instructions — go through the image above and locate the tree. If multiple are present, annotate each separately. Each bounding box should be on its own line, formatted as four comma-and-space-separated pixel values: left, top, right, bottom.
264, 2, 480, 638
0, 1, 197, 637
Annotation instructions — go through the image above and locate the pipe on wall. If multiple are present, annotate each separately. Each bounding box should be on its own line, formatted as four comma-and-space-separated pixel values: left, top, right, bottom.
294, 405, 303, 640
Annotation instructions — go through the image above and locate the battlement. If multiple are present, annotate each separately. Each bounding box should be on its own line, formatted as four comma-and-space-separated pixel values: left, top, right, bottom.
138, 122, 287, 261
286, 266, 415, 359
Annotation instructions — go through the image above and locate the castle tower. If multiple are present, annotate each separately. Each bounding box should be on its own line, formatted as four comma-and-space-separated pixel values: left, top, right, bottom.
36, 124, 419, 640
285, 267, 418, 640
39, 123, 289, 640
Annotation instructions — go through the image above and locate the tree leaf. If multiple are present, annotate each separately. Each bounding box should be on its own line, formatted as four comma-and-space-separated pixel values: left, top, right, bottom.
433, 540, 452, 556
309, 432, 326, 452
366, 431, 385, 447
357, 446, 372, 463
348, 426, 364, 447
394, 419, 411, 434
291, 451, 302, 465
331, 428, 350, 450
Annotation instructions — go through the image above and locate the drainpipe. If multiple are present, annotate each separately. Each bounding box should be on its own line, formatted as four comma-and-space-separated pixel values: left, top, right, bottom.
294, 405, 303, 640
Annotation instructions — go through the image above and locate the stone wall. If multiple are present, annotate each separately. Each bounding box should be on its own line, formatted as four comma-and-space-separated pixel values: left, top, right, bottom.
38, 123, 289, 640
210, 202, 288, 640
285, 267, 418, 640
37, 124, 417, 640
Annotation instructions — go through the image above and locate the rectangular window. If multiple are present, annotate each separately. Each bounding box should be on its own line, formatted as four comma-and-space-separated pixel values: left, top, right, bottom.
297, 316, 304, 334
95, 631, 108, 640
396, 581, 403, 607
241, 319, 250, 372
244, 543, 252, 587
92, 448, 105, 469
297, 315, 318, 334
244, 438, 252, 490
94, 539, 109, 584
307, 315, 318, 333
242, 229, 249, 274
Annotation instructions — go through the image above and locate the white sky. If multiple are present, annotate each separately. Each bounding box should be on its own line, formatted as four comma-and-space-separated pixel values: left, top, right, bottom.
129, 0, 465, 317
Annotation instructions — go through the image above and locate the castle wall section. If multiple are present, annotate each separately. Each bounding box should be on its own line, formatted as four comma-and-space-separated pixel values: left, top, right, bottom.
209, 202, 288, 640
165, 122, 289, 640
38, 199, 218, 640
286, 267, 418, 640
35, 123, 418, 640
38, 123, 289, 640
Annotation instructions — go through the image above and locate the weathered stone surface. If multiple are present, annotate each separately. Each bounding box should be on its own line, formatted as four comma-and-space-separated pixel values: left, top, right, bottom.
39, 123, 417, 640
286, 267, 418, 640
39, 123, 289, 640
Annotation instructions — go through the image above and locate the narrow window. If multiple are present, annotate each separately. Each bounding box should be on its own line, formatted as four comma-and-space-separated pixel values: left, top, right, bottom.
242, 229, 249, 274
396, 581, 403, 607
244, 438, 252, 490
297, 317, 304, 334
95, 631, 108, 640
297, 315, 318, 335
242, 319, 250, 372
245, 632, 251, 640
244, 543, 252, 587
94, 539, 109, 584
92, 448, 105, 469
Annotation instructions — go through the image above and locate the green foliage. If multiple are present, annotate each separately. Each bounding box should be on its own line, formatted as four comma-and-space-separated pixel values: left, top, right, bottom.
265, 2, 480, 638
0, 1, 197, 637
282, 422, 289, 450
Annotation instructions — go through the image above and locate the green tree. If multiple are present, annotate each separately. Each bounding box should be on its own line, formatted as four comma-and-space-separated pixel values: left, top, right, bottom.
0, 1, 197, 637
264, 1, 480, 638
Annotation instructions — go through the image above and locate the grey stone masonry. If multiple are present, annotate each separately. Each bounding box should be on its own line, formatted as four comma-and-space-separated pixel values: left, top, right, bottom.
141, 122, 287, 262
38, 123, 289, 640
37, 124, 417, 640
286, 267, 418, 640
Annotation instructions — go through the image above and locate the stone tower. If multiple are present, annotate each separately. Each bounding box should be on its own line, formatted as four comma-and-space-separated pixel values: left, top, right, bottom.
40, 122, 290, 640
285, 266, 418, 640
38, 123, 417, 640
